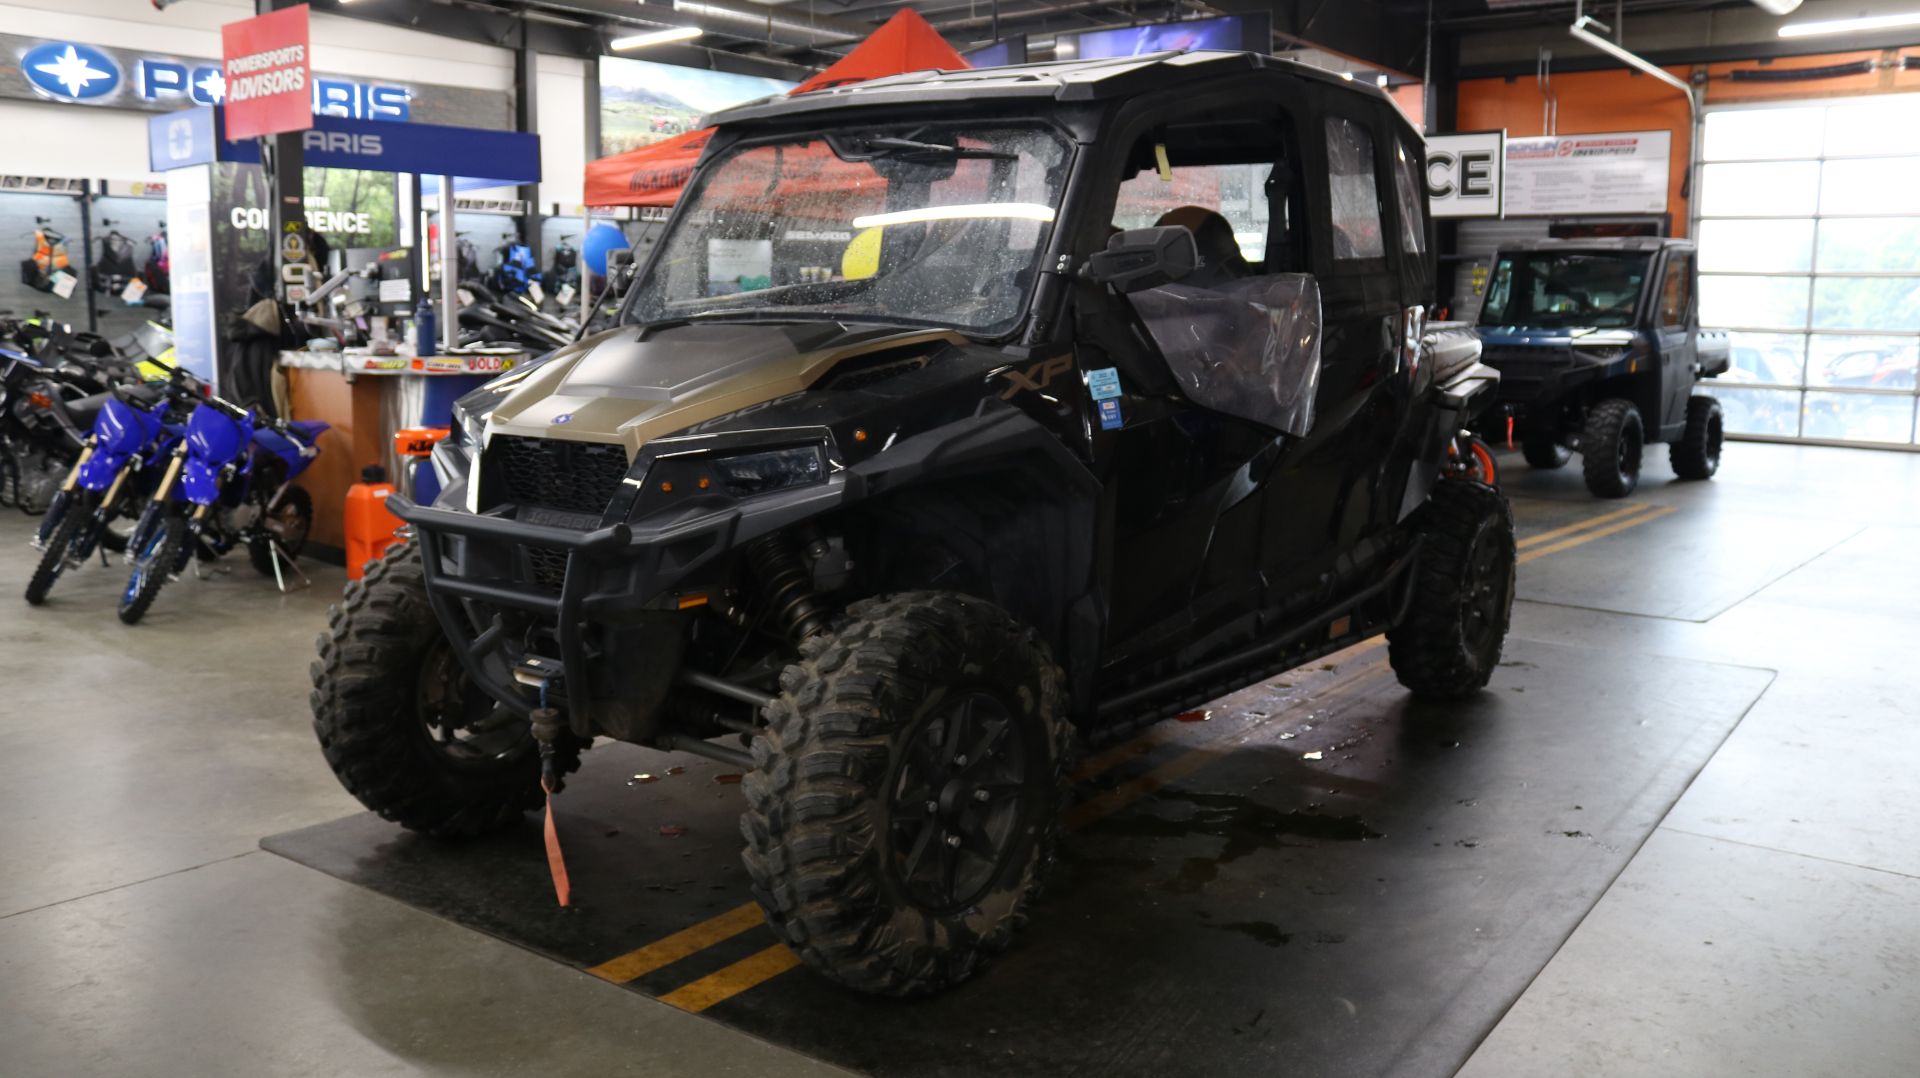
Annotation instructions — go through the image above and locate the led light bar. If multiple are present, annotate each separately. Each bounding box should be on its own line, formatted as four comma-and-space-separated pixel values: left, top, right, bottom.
611, 26, 704, 51
1779, 11, 1920, 36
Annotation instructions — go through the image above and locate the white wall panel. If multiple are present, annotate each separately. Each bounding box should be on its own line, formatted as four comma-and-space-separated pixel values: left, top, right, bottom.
537, 54, 588, 208
0, 100, 164, 181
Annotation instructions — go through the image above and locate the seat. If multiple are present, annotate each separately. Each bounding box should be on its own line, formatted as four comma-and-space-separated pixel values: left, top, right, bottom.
63, 391, 110, 424
1153, 206, 1250, 289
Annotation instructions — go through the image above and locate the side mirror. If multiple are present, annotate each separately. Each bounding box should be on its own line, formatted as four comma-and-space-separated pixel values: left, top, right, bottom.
1084, 226, 1197, 294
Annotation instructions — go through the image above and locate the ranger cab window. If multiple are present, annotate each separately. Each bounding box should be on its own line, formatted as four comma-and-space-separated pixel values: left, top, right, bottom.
1099, 118, 1323, 437
1660, 253, 1693, 327
1325, 116, 1386, 262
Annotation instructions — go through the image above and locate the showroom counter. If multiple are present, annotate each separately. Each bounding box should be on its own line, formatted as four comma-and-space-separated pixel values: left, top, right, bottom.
279, 348, 523, 552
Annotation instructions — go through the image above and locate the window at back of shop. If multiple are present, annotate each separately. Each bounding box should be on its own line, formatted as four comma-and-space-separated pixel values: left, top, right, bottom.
1697, 94, 1920, 445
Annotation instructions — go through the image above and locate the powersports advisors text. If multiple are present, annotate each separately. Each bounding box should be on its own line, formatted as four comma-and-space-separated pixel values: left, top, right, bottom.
311, 51, 1514, 996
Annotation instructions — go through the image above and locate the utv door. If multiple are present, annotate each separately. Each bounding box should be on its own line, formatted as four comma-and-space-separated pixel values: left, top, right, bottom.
1652, 249, 1697, 438
1082, 101, 1309, 666
1251, 104, 1420, 595
1083, 87, 1417, 672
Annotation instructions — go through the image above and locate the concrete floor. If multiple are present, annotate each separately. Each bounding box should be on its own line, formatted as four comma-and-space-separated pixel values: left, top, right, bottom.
1, 439, 1916, 1077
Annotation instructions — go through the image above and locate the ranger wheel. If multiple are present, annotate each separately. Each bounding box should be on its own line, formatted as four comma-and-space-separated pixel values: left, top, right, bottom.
1580, 398, 1644, 498
311, 541, 563, 838
1389, 480, 1515, 700
1669, 395, 1724, 481
741, 591, 1072, 998
1521, 431, 1572, 470
24, 490, 93, 606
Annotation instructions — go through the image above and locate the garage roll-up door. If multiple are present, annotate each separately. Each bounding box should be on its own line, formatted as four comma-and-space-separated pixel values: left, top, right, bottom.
1698, 95, 1920, 447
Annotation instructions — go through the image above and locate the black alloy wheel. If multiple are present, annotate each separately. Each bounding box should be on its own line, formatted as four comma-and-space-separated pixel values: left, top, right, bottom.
884, 690, 1033, 913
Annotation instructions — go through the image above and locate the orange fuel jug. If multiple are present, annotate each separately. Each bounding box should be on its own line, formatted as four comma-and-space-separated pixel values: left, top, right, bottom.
345, 465, 405, 580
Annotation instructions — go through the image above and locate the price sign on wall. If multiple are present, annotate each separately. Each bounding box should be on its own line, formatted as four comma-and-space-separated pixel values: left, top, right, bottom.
221, 4, 312, 140
1504, 131, 1671, 216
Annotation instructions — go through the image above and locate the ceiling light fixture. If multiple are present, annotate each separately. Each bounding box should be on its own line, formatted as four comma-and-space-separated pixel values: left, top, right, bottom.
611, 25, 704, 50
1779, 10, 1920, 36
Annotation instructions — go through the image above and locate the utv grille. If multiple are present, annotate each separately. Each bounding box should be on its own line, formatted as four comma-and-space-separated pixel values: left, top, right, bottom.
489, 435, 630, 517
525, 545, 570, 592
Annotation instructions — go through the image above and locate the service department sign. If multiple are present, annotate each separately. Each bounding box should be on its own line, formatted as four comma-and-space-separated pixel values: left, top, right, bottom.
2, 33, 511, 129
1426, 130, 1506, 219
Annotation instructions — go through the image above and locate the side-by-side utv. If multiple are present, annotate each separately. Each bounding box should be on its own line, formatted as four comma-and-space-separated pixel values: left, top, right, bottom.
311, 50, 1514, 997
1474, 237, 1730, 497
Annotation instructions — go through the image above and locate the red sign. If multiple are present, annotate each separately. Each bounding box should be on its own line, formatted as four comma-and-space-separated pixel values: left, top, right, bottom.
221, 5, 312, 140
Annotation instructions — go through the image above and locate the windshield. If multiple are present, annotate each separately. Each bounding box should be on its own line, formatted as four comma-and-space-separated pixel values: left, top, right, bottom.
1479, 251, 1650, 329
625, 123, 1070, 335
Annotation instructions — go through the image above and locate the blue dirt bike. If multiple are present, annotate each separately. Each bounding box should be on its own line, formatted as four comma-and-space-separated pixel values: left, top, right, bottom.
118, 394, 326, 624
24, 368, 198, 606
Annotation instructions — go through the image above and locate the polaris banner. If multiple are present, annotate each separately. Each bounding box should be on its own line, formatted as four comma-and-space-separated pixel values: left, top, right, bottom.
0, 33, 511, 129
220, 5, 312, 139
149, 108, 540, 188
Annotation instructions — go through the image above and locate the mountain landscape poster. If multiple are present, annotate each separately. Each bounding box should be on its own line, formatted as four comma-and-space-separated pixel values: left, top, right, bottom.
599, 57, 794, 156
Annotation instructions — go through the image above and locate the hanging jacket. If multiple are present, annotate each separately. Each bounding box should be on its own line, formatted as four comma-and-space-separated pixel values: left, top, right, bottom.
19, 228, 71, 294
457, 237, 482, 283
93, 232, 139, 294
549, 241, 579, 289
141, 231, 170, 293
489, 242, 539, 294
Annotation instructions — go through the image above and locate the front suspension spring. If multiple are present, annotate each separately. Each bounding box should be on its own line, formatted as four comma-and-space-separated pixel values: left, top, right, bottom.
746, 534, 830, 642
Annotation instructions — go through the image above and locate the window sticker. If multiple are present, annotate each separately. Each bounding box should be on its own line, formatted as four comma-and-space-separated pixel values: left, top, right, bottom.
1087, 366, 1122, 400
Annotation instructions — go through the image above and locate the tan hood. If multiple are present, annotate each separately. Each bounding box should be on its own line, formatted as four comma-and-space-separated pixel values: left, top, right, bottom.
483, 321, 960, 458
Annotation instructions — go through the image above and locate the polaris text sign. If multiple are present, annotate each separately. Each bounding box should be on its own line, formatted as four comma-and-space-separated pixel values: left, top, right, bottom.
150, 108, 541, 189
3, 34, 414, 121
220, 4, 312, 139
1426, 131, 1506, 219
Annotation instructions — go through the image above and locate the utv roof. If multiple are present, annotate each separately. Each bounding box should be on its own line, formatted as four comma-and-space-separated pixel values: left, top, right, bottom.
707, 50, 1394, 126
1494, 237, 1694, 253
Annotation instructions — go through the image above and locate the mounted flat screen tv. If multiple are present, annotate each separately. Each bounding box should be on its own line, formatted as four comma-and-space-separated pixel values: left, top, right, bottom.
962, 38, 1029, 68
1054, 14, 1271, 61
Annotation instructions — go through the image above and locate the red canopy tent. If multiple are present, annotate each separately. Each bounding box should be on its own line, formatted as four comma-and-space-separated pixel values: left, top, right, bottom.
581, 10, 968, 208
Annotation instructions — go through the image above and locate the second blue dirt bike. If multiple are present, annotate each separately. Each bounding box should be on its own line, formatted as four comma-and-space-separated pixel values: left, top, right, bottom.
118, 394, 326, 624
23, 369, 196, 606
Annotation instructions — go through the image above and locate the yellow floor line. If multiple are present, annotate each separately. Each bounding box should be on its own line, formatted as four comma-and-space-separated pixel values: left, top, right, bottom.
658, 944, 804, 1014
1518, 504, 1676, 564
598, 501, 1652, 1009
584, 902, 767, 984
1517, 502, 1663, 550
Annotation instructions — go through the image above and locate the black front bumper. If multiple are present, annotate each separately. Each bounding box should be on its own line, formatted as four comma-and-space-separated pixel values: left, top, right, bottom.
388, 479, 845, 732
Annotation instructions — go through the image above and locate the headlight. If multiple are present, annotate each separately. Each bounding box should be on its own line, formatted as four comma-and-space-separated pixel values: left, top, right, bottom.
709, 445, 826, 496
448, 397, 489, 450
633, 443, 828, 517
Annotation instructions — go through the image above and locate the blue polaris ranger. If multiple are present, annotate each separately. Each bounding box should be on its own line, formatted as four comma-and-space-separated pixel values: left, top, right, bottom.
1475, 237, 1730, 497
